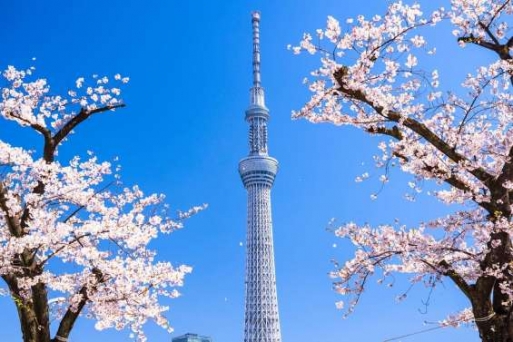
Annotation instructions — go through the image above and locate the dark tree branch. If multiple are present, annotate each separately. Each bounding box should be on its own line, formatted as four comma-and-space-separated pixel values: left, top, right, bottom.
37, 229, 109, 268
479, 21, 501, 46
333, 69, 494, 191
366, 125, 403, 140
37, 232, 97, 267
457, 75, 495, 134
51, 286, 88, 342
53, 268, 106, 342
52, 104, 125, 155
489, 0, 511, 28
461, 35, 512, 60
4, 110, 52, 142
40, 103, 125, 163
421, 259, 474, 300
61, 180, 114, 224
0, 182, 22, 237
507, 36, 513, 48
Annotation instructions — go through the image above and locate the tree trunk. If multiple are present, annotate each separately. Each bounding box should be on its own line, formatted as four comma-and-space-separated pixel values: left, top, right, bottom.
4, 277, 52, 342
16, 299, 52, 342
472, 270, 513, 342
475, 314, 513, 342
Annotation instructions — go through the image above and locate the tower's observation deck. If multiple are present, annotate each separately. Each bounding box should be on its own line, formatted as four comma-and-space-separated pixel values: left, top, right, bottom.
239, 103, 278, 188
238, 11, 282, 342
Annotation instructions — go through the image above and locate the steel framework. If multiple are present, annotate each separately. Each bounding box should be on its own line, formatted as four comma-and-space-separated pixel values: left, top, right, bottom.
238, 11, 282, 342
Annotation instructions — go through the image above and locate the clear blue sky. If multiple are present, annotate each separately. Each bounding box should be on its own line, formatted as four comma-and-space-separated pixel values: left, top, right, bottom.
0, 1, 484, 341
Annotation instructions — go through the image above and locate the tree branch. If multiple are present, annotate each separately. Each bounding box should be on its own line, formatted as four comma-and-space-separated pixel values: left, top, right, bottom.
459, 35, 511, 60
40, 103, 125, 163
37, 232, 101, 267
4, 110, 53, 142
479, 21, 501, 46
0, 182, 22, 237
52, 104, 125, 152
61, 180, 115, 224
333, 69, 494, 190
366, 125, 403, 140
53, 268, 106, 342
422, 259, 473, 300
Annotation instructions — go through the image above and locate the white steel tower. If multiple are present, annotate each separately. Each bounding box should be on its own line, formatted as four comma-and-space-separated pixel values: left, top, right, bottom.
238, 11, 282, 342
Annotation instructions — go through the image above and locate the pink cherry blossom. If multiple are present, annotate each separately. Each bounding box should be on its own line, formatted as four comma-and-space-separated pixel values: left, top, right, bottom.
0, 66, 205, 342
293, 1, 513, 340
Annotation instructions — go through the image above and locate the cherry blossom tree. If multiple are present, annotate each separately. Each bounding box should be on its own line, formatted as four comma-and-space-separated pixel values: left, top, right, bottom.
0, 65, 204, 342
292, 0, 513, 341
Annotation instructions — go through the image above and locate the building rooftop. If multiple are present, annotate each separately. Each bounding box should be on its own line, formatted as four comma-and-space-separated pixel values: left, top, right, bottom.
172, 333, 213, 342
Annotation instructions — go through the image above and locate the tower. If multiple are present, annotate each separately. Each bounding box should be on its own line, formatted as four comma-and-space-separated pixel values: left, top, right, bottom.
238, 11, 282, 342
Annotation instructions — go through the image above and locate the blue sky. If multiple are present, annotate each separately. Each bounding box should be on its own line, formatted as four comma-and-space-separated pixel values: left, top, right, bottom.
0, 1, 485, 341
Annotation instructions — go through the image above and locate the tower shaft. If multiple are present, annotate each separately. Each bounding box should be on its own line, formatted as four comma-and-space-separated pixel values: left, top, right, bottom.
244, 184, 281, 341
239, 11, 282, 342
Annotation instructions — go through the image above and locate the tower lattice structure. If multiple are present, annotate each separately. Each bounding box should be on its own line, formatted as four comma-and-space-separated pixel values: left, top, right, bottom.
238, 11, 282, 342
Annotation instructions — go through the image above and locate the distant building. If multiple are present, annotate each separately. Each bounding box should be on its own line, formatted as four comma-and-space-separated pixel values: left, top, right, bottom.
172, 333, 213, 342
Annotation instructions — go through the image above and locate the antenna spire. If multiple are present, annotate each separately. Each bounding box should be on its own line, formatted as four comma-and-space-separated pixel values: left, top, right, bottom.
250, 11, 265, 107
252, 11, 261, 87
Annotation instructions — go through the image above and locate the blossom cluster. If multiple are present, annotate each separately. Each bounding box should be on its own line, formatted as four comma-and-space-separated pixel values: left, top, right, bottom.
292, 0, 513, 329
0, 66, 205, 341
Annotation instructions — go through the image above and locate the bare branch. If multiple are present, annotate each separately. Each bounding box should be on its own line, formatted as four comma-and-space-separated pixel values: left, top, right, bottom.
52, 104, 125, 149
41, 103, 125, 163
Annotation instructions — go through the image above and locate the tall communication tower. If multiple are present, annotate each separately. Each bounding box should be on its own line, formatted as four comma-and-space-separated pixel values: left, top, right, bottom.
238, 11, 282, 342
